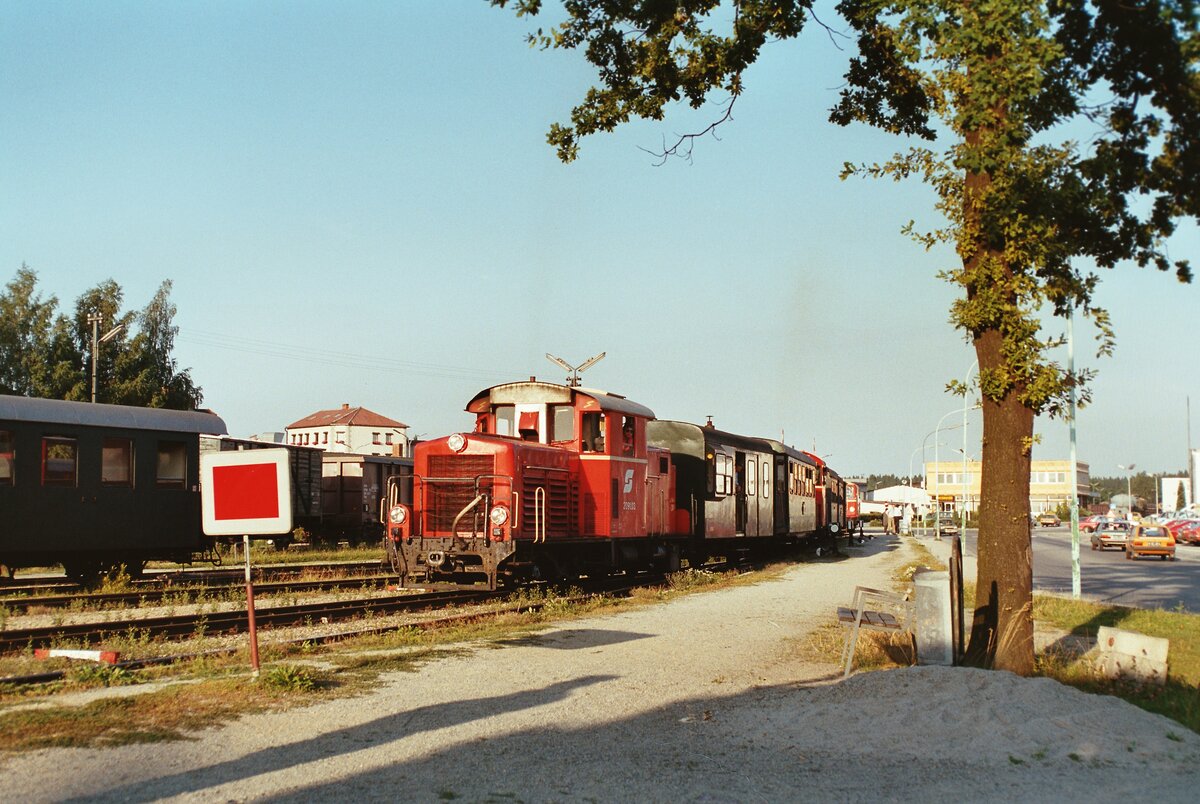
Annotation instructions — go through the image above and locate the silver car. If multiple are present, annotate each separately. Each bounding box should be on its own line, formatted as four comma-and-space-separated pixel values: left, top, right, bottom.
1090, 520, 1132, 551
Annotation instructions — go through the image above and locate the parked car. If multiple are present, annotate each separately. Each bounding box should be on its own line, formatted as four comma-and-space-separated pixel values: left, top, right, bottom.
1090, 520, 1132, 551
1125, 524, 1176, 561
1036, 512, 1061, 527
1163, 516, 1199, 539
938, 513, 960, 538
1174, 520, 1200, 545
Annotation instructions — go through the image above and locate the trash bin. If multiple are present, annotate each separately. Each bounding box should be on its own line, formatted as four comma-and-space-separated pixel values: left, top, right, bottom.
913, 569, 953, 666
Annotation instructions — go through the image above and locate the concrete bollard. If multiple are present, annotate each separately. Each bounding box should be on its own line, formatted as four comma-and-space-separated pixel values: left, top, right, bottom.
913, 569, 953, 666
1094, 626, 1169, 685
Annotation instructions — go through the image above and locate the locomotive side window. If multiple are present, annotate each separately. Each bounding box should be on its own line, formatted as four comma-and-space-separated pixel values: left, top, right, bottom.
156, 441, 187, 488
0, 429, 13, 485
495, 405, 515, 437
101, 438, 133, 486
581, 412, 604, 452
549, 404, 575, 444
42, 437, 78, 486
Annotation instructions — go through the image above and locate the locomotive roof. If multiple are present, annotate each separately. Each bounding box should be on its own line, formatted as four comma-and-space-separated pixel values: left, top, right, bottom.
0, 394, 228, 435
466, 381, 656, 419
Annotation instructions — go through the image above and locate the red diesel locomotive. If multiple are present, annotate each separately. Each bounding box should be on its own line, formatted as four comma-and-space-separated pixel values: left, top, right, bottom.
384, 379, 846, 588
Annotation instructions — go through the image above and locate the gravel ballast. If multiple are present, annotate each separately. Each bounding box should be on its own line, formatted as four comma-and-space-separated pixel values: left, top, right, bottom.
2, 535, 1198, 802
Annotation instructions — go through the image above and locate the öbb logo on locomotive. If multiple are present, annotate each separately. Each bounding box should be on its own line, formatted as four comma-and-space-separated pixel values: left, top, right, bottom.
383, 378, 850, 589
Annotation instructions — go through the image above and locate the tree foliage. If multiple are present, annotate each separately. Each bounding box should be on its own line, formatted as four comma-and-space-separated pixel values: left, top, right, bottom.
0, 267, 203, 409
494, 0, 1199, 673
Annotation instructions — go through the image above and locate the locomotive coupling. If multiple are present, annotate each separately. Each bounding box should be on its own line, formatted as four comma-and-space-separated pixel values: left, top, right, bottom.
426, 551, 447, 568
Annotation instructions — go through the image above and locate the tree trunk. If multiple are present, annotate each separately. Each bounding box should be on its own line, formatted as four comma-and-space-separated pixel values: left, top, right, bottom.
963, 328, 1036, 675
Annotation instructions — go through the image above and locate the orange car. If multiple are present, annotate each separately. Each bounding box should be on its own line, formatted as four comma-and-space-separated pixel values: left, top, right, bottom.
1125, 524, 1176, 561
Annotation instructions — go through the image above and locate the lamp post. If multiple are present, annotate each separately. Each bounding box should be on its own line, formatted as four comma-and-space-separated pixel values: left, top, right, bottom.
912, 438, 945, 536
935, 403, 981, 539
88, 313, 125, 404
961, 359, 979, 536
1118, 463, 1136, 519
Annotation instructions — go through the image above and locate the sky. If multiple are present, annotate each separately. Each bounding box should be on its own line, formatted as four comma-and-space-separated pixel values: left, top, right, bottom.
2, 2, 1197, 480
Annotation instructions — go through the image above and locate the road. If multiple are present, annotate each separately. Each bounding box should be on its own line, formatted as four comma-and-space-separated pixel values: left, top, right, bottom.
932, 525, 1200, 612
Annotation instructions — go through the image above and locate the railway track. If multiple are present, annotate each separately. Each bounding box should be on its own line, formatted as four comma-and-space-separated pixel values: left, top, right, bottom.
0, 579, 646, 687
0, 589, 496, 654
0, 574, 402, 613
0, 560, 390, 597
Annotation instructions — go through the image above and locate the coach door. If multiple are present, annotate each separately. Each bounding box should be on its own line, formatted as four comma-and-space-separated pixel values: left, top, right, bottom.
735, 451, 747, 535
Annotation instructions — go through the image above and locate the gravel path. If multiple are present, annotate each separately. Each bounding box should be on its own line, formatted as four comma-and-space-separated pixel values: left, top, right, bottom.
2, 535, 1198, 802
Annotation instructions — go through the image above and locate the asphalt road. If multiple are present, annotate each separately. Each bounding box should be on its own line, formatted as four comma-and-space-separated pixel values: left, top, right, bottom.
943, 525, 1200, 612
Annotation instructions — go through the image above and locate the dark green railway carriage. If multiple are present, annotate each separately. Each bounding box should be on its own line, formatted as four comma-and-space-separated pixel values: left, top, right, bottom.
646, 420, 822, 554
0, 394, 227, 581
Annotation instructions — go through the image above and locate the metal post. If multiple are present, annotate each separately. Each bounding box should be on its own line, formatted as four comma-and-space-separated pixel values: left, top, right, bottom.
962, 360, 978, 535
88, 313, 101, 403
1068, 310, 1080, 599
244, 535, 260, 677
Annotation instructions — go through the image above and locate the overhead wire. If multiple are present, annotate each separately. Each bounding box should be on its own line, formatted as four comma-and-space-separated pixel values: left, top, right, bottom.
176, 328, 530, 383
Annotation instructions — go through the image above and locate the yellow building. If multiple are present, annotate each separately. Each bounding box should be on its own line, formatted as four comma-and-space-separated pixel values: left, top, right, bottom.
923, 460, 1094, 515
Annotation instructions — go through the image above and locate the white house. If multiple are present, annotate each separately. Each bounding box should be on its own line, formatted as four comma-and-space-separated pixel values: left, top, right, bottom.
284, 403, 409, 457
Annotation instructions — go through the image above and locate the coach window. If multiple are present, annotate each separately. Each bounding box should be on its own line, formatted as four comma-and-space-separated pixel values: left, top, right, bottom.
101, 437, 133, 486
0, 434, 13, 484
762, 460, 771, 498
42, 437, 78, 486
157, 441, 187, 489
549, 404, 575, 444
0, 430, 13, 485
495, 405, 515, 437
746, 459, 756, 497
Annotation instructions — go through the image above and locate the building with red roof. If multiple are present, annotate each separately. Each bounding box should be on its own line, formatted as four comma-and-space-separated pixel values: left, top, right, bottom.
284, 403, 410, 457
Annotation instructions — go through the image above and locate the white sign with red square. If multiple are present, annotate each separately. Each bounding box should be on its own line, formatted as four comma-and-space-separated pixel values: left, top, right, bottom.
200, 449, 293, 536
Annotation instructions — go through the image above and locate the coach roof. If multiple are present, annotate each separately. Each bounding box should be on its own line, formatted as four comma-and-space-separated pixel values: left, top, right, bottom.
0, 394, 228, 435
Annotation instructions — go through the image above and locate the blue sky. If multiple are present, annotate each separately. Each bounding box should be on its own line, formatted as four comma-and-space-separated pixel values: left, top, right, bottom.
3, 1, 1197, 479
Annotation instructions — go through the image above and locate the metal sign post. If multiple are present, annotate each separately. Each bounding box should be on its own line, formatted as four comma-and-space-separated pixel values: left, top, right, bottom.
200, 449, 292, 680
243, 534, 260, 677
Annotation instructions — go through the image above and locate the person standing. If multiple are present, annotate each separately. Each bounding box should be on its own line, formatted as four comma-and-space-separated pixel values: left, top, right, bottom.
901, 504, 912, 536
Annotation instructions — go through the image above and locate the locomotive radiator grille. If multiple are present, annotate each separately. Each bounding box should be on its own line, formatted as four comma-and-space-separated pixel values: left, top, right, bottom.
520, 467, 574, 538
424, 455, 497, 534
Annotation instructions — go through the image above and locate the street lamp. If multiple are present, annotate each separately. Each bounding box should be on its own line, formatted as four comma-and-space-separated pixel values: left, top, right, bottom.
935, 402, 981, 539
1118, 463, 1136, 519
961, 359, 979, 536
88, 313, 125, 404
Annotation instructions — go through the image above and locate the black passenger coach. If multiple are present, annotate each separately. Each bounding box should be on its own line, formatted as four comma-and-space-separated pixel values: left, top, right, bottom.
0, 394, 227, 581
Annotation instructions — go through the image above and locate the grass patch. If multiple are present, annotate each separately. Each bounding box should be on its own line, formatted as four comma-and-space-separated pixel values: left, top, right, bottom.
1030, 592, 1200, 734
0, 674, 323, 750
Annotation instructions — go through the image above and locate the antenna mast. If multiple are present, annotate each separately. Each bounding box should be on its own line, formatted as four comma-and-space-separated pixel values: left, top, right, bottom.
545, 352, 605, 387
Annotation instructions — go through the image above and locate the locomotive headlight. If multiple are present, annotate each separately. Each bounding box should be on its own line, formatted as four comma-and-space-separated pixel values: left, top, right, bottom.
829, 523, 840, 534
389, 506, 409, 525
447, 433, 467, 453
489, 505, 509, 527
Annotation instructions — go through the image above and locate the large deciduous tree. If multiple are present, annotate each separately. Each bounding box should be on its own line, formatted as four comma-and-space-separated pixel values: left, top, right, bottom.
493, 0, 1199, 673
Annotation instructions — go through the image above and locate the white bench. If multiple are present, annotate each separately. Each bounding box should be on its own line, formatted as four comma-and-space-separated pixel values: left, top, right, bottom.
838, 585, 913, 677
